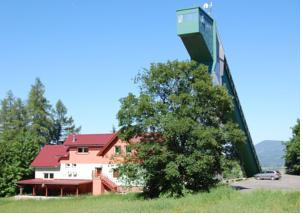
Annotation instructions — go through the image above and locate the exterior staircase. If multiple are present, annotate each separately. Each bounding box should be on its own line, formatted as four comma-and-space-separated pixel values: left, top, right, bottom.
92, 170, 118, 195
100, 175, 118, 192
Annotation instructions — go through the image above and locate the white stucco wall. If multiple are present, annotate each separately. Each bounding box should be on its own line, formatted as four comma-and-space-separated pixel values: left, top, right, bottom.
35, 167, 60, 179
35, 163, 126, 186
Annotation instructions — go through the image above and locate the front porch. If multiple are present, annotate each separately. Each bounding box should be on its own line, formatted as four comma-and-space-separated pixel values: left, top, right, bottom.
17, 179, 92, 197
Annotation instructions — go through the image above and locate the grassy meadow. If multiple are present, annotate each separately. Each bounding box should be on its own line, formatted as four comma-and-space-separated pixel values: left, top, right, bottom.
0, 186, 299, 213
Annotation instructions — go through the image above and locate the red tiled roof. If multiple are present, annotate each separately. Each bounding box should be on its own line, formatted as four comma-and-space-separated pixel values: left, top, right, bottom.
17, 178, 92, 185
64, 133, 117, 146
31, 145, 68, 168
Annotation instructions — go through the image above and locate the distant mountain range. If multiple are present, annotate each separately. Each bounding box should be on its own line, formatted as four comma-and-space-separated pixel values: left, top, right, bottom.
255, 140, 285, 169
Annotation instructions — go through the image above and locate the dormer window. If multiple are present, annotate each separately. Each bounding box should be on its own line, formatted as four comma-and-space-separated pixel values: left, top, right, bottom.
77, 147, 88, 154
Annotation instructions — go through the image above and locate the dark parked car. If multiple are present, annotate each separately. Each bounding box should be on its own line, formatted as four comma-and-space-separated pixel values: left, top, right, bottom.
254, 170, 282, 180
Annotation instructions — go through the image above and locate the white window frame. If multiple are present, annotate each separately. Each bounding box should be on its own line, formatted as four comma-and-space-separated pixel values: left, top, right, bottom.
49, 173, 54, 179
44, 173, 48, 179
44, 173, 54, 179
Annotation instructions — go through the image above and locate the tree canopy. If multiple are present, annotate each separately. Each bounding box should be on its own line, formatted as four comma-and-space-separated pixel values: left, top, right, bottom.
284, 119, 300, 175
117, 60, 245, 198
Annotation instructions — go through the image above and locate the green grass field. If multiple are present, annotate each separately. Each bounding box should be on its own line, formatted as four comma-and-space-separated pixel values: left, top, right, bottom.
0, 186, 299, 213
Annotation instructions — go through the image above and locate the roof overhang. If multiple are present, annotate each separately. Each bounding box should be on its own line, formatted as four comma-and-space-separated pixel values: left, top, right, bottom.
31, 165, 60, 169
17, 179, 92, 185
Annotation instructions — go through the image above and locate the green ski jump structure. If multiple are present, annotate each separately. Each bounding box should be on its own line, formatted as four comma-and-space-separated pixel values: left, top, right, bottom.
176, 6, 261, 177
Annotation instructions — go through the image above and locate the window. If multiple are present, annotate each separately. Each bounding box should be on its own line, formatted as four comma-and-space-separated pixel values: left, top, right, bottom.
44, 173, 54, 179
200, 15, 205, 24
72, 164, 77, 167
126, 145, 131, 154
113, 169, 120, 178
183, 13, 198, 22
115, 146, 121, 155
95, 167, 102, 177
66, 163, 70, 168
177, 15, 183, 23
77, 147, 88, 153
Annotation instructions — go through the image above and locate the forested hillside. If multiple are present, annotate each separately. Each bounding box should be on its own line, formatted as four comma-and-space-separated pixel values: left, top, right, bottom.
255, 140, 285, 169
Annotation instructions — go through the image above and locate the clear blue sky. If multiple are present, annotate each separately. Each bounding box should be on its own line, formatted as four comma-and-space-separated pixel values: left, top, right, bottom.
0, 0, 299, 144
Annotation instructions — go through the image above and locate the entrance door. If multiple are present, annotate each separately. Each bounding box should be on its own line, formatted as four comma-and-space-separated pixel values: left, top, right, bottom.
95, 167, 102, 177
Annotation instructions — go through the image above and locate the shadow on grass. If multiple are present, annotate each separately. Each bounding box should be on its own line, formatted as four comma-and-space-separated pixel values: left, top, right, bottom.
230, 185, 250, 191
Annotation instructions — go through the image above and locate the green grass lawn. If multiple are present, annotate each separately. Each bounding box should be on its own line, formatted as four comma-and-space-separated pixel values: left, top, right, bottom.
0, 186, 299, 213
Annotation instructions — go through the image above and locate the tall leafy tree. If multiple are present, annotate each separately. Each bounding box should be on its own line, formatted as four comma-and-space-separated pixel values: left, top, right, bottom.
51, 99, 81, 144
284, 119, 300, 175
117, 60, 245, 198
0, 92, 39, 196
26, 78, 53, 146
0, 92, 19, 196
0, 91, 17, 174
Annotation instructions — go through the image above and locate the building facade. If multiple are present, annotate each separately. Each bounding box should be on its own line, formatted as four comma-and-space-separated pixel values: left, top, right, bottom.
18, 133, 142, 196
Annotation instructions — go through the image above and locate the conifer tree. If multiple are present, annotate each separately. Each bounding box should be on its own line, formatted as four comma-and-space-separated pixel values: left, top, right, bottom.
26, 78, 53, 146
0, 92, 39, 196
51, 100, 81, 144
0, 78, 80, 196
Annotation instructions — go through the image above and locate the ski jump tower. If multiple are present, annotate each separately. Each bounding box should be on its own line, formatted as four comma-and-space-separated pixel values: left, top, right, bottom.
176, 6, 261, 177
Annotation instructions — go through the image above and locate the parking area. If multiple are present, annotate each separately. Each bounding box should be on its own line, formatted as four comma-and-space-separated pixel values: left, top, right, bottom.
231, 174, 300, 192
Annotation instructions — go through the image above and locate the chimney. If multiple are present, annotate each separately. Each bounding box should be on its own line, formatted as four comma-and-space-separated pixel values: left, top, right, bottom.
72, 134, 77, 143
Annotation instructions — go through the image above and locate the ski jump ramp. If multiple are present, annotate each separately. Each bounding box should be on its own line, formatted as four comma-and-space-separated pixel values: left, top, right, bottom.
176, 7, 261, 177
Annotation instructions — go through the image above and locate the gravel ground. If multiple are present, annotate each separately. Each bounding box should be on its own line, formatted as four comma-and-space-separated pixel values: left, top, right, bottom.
231, 174, 300, 192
